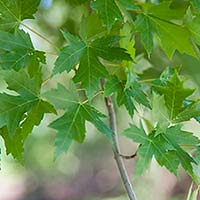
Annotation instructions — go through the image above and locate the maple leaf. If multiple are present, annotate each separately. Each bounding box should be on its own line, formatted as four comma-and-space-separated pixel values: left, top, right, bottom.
135, 2, 197, 57
0, 0, 40, 31
152, 93, 170, 130
174, 101, 200, 123
122, 123, 199, 177
104, 72, 150, 117
53, 32, 131, 98
122, 123, 179, 176
91, 36, 132, 62
153, 70, 194, 120
0, 127, 24, 163
43, 83, 112, 158
104, 76, 135, 116
134, 14, 154, 57
185, 8, 200, 46
0, 30, 45, 71
79, 13, 106, 41
160, 126, 199, 178
52, 32, 86, 76
42, 82, 79, 109
0, 69, 56, 161
73, 47, 108, 98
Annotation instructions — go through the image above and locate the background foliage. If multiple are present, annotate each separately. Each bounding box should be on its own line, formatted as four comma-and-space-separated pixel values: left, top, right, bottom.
1, 0, 200, 199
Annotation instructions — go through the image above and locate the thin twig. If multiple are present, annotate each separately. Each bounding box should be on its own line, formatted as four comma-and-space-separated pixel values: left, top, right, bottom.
101, 79, 137, 200
42, 76, 51, 86
119, 152, 137, 159
81, 90, 104, 104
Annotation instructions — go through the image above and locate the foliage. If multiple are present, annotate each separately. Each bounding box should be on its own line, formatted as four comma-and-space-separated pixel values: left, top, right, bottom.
1, 0, 200, 197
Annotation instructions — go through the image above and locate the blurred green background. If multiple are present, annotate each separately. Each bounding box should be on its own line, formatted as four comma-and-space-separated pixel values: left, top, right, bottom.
1, 0, 200, 199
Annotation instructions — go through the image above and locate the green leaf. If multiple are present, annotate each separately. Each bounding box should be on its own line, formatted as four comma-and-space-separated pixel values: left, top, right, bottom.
134, 14, 154, 56
117, 85, 136, 117
54, 133, 73, 159
150, 16, 197, 58
53, 32, 86, 75
0, 0, 40, 31
0, 69, 55, 137
73, 47, 108, 98
0, 93, 36, 137
20, 100, 56, 141
152, 93, 170, 130
104, 74, 150, 117
1, 69, 41, 99
174, 101, 200, 123
0, 127, 23, 162
154, 149, 179, 176
104, 76, 136, 116
122, 124, 179, 176
49, 104, 86, 143
91, 0, 141, 31
135, 140, 154, 176
0, 30, 45, 71
122, 123, 148, 144
122, 122, 153, 175
0, 69, 55, 161
126, 70, 151, 109
122, 123, 198, 177
79, 13, 106, 41
53, 31, 132, 98
165, 125, 199, 147
192, 147, 200, 184
80, 104, 113, 139
135, 3, 197, 58
120, 23, 136, 69
185, 8, 200, 45
161, 127, 197, 178
117, 0, 140, 11
104, 76, 120, 97
92, 36, 133, 62
91, 0, 123, 31
153, 70, 194, 120
148, 1, 186, 21
45, 83, 112, 157
49, 103, 112, 158
42, 82, 79, 110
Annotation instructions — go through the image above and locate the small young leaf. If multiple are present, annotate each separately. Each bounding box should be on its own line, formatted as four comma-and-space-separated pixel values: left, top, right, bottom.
153, 70, 194, 120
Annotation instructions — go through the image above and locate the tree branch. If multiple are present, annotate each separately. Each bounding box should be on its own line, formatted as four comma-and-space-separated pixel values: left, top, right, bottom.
119, 152, 137, 159
101, 80, 137, 200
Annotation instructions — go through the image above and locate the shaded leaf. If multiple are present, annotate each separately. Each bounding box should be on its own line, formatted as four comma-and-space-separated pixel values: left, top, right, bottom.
91, 0, 123, 31
0, 30, 45, 71
0, 0, 40, 31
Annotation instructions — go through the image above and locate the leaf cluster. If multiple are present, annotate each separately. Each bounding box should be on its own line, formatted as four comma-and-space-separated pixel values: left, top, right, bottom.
1, 0, 200, 186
